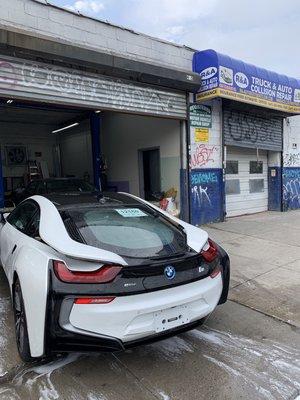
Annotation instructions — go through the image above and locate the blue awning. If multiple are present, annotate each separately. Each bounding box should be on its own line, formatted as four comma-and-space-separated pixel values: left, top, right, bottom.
193, 49, 300, 114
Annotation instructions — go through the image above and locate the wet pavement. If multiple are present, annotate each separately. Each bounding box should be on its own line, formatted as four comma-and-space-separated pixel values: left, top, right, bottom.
0, 267, 299, 400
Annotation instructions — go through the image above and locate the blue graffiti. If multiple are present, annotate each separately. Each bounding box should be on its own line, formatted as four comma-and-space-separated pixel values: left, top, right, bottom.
192, 185, 212, 207
190, 169, 223, 225
284, 169, 300, 180
190, 172, 218, 185
283, 168, 300, 210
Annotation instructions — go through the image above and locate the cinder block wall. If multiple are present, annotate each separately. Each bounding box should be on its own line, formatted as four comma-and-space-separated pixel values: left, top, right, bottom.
0, 0, 194, 72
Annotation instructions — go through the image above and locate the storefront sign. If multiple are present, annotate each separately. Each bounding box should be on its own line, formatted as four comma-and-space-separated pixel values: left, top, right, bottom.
189, 104, 212, 128
194, 128, 209, 142
193, 50, 300, 114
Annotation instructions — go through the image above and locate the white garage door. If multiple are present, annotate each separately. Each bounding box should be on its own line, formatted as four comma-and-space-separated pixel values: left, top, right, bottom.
225, 147, 268, 217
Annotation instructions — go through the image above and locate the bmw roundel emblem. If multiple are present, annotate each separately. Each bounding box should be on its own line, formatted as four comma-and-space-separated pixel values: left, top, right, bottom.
164, 265, 176, 280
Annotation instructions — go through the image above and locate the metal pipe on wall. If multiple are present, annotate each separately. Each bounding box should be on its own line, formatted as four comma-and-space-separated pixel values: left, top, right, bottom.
0, 150, 4, 208
180, 118, 189, 222
90, 112, 102, 191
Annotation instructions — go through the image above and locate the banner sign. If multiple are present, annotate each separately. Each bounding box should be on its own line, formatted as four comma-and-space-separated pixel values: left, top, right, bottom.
193, 50, 300, 114
189, 104, 212, 128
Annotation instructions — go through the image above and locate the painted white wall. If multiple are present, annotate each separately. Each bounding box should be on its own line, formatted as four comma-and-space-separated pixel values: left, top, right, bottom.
283, 116, 300, 167
0, 122, 56, 180
59, 119, 93, 180
190, 98, 222, 170
102, 112, 181, 198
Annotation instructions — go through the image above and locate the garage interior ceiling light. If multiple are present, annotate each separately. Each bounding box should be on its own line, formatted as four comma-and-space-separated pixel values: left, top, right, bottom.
95, 110, 101, 113
6, 99, 13, 104
52, 122, 79, 134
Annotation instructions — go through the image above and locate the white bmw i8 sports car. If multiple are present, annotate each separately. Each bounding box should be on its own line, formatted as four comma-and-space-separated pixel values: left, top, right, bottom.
0, 192, 230, 361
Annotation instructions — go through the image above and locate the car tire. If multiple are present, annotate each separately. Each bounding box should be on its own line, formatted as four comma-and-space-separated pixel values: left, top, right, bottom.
13, 280, 35, 362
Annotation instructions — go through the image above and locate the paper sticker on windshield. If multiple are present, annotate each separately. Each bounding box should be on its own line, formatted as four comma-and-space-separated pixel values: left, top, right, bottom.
115, 208, 147, 218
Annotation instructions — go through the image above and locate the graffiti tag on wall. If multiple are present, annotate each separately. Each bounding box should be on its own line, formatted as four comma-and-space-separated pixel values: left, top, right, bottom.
190, 144, 220, 169
191, 171, 218, 208
0, 61, 17, 88
0, 56, 186, 117
223, 109, 282, 150
283, 152, 300, 167
190, 169, 223, 225
283, 168, 300, 209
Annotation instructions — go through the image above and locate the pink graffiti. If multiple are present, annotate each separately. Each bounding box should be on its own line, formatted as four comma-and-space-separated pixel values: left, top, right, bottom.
0, 61, 17, 88
190, 144, 218, 168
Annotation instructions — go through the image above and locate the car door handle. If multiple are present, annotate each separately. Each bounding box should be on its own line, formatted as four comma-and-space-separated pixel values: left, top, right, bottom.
11, 245, 17, 254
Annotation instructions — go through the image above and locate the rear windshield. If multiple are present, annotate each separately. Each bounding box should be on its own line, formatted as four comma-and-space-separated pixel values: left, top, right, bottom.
47, 180, 94, 193
62, 206, 187, 258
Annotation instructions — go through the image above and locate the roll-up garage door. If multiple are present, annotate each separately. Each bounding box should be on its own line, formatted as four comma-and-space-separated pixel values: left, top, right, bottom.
0, 55, 187, 119
223, 102, 283, 151
225, 147, 268, 217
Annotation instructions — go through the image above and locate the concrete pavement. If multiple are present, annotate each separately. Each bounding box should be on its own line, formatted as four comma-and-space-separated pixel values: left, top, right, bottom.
205, 210, 300, 328
0, 210, 299, 399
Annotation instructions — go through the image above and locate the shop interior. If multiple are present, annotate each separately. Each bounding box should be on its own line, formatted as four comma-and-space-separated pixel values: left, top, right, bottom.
0, 98, 182, 212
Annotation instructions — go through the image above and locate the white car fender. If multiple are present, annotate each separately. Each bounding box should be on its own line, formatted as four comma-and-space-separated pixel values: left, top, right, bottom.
13, 245, 50, 358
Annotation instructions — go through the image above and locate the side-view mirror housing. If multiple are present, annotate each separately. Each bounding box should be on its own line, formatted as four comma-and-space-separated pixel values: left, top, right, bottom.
0, 212, 9, 224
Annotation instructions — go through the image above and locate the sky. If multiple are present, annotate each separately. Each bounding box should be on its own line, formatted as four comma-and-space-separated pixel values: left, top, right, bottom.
50, 0, 300, 78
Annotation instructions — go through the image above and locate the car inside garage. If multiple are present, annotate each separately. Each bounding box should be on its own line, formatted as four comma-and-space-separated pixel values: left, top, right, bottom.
0, 99, 94, 206
0, 98, 184, 214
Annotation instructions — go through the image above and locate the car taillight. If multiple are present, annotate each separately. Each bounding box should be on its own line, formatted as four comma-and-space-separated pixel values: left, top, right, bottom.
75, 297, 115, 304
210, 265, 221, 278
200, 238, 218, 263
53, 260, 122, 284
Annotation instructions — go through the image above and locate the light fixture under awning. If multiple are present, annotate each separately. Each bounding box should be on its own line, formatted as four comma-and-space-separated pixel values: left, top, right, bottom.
52, 122, 79, 134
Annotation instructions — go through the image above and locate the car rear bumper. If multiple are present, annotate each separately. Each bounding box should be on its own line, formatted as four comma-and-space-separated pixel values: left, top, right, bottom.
47, 274, 222, 353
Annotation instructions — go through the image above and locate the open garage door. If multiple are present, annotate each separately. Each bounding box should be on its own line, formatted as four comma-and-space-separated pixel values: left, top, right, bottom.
0, 99, 95, 207
0, 99, 185, 218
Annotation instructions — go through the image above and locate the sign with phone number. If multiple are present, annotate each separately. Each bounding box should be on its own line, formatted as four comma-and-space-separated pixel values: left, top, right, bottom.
193, 49, 300, 114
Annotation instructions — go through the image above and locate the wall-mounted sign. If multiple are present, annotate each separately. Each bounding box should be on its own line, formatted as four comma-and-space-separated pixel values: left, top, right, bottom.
193, 49, 300, 114
5, 145, 28, 166
189, 104, 212, 128
194, 128, 209, 142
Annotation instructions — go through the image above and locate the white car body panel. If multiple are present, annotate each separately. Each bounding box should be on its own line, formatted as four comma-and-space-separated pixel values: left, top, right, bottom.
68, 275, 222, 342
14, 246, 50, 357
0, 222, 51, 356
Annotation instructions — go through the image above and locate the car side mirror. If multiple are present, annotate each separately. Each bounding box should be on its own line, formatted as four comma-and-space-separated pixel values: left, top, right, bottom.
0, 212, 9, 224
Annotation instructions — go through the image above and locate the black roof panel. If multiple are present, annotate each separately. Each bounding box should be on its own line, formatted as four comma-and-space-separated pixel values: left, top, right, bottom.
44, 192, 141, 209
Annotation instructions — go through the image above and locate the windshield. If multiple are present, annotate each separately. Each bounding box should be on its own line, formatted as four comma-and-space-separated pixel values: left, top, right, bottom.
63, 206, 187, 258
47, 180, 94, 193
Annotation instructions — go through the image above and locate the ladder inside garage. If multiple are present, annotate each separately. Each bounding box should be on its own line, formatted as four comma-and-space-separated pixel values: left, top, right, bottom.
28, 160, 42, 182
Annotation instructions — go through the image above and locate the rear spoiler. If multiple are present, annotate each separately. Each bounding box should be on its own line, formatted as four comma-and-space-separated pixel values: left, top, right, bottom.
31, 195, 128, 265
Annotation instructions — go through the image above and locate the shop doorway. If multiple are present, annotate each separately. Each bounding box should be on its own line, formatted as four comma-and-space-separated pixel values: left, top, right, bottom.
139, 148, 161, 201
